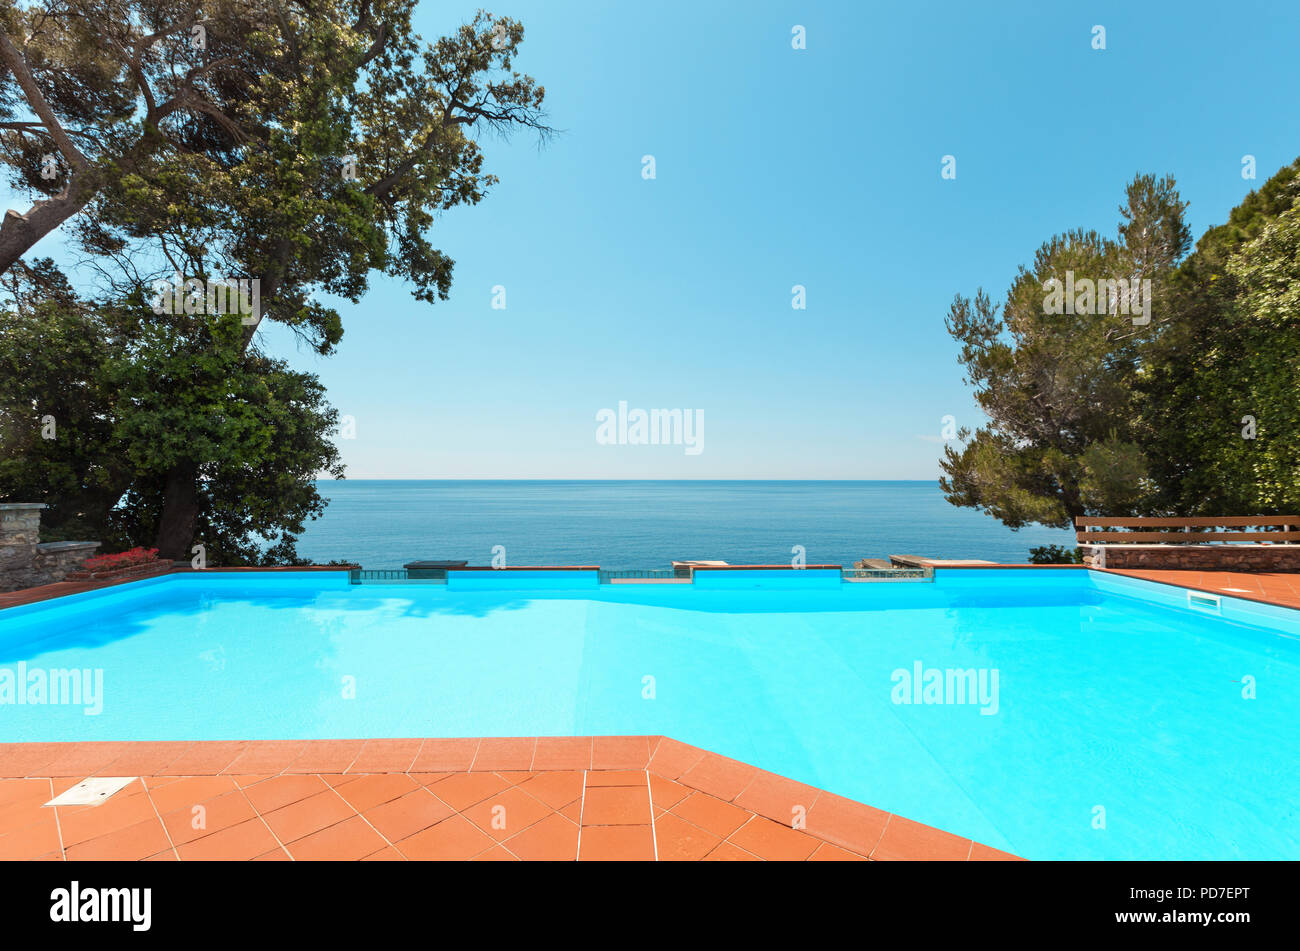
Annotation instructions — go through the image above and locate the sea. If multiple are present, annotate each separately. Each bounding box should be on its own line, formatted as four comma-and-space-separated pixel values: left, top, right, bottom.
292, 480, 1076, 570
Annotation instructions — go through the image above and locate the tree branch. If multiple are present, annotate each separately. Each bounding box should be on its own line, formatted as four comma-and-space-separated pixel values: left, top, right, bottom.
0, 27, 92, 171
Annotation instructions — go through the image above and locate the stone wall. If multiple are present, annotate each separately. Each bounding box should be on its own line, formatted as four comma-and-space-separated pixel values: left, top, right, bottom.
1086, 544, 1300, 571
0, 503, 101, 593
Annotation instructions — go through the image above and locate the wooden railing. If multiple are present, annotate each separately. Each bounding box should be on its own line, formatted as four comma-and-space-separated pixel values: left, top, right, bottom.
1075, 517, 1300, 545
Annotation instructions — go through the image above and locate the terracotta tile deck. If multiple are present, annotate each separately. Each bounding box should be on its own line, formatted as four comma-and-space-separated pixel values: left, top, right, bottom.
0, 736, 1021, 861
1107, 568, 1300, 610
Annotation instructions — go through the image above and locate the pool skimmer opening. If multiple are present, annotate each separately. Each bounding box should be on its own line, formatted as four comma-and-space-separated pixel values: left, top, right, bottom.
44, 776, 137, 807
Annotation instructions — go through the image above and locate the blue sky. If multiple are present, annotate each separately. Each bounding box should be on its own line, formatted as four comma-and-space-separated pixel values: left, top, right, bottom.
17, 0, 1300, 478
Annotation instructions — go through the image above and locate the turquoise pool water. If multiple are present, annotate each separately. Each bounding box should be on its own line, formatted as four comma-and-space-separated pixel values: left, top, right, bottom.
2, 568, 1297, 860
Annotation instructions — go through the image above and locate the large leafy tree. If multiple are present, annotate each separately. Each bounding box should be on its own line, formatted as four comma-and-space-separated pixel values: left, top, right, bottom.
69, 2, 548, 350
0, 260, 127, 539
0, 258, 343, 562
3, 1, 547, 338
1139, 160, 1300, 514
940, 175, 1189, 527
0, 0, 305, 272
943, 162, 1300, 529
0, 2, 551, 560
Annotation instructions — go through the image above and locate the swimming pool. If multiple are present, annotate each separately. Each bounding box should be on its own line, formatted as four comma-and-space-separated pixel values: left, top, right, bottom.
2, 567, 1297, 860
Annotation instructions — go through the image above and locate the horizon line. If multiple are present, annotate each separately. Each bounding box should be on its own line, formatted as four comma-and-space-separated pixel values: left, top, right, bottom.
313, 477, 944, 483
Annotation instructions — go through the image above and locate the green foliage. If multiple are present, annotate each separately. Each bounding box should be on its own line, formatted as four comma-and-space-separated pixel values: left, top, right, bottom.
0, 261, 129, 539
940, 202, 1165, 527
943, 162, 1300, 528
1027, 545, 1083, 565
4, 2, 551, 353
1138, 160, 1300, 515
0, 259, 343, 563
0, 4, 551, 561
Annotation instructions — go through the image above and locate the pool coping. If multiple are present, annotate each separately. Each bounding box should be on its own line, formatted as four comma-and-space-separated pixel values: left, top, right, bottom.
0, 565, 356, 611
8, 561, 1300, 614
0, 736, 1022, 861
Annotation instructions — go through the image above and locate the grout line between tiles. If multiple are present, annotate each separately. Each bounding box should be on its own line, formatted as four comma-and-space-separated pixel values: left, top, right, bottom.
48, 777, 66, 861
464, 738, 484, 772
338, 744, 365, 776
646, 770, 658, 861
872, 814, 894, 859
401, 740, 426, 774
325, 778, 398, 857
232, 780, 293, 861
140, 777, 181, 861
575, 770, 587, 861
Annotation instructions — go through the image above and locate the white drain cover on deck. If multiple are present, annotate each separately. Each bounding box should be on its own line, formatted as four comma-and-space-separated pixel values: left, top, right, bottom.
44, 776, 136, 807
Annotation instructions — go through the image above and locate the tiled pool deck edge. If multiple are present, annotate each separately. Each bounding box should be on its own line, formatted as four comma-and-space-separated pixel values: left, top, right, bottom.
0, 565, 353, 611
0, 736, 1022, 861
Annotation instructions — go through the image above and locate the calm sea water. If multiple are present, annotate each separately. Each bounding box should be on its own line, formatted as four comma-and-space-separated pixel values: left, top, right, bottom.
294, 481, 1075, 570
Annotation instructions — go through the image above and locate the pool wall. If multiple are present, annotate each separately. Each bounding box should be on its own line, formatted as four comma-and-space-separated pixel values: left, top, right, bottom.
5, 564, 1300, 636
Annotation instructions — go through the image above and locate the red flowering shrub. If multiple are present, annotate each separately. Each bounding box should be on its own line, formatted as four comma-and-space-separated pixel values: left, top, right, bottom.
82, 547, 160, 571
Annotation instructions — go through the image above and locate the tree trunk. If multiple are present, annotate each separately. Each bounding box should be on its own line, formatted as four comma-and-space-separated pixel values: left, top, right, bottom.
0, 181, 95, 276
153, 461, 201, 561
0, 28, 97, 276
